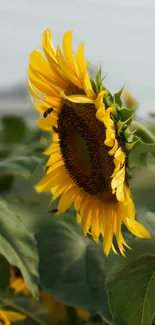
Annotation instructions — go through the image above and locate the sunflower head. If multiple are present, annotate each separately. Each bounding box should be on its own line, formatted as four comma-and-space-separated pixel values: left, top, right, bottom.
28, 28, 151, 256
10, 267, 30, 296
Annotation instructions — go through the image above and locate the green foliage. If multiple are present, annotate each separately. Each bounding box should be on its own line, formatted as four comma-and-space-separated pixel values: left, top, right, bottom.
106, 239, 155, 325
37, 214, 113, 324
114, 87, 124, 108
1, 116, 28, 143
0, 156, 41, 178
0, 200, 39, 297
128, 139, 155, 168
0, 255, 10, 298
1, 111, 155, 325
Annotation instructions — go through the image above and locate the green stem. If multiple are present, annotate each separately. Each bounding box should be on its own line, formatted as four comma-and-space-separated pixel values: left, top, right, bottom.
130, 121, 155, 143
3, 299, 47, 325
66, 306, 78, 325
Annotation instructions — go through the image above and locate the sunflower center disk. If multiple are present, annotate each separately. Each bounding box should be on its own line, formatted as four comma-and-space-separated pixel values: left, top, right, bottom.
58, 100, 115, 201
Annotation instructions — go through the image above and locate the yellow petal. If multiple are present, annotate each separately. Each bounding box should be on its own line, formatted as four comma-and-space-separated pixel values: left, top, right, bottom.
111, 166, 125, 190
57, 46, 81, 88
76, 43, 87, 78
116, 183, 125, 202
57, 185, 80, 213
43, 142, 57, 155
81, 199, 99, 235
46, 152, 62, 167
60, 91, 94, 104
83, 69, 96, 100
29, 50, 61, 85
62, 30, 79, 77
123, 217, 151, 239
42, 29, 69, 85
103, 206, 115, 256
42, 29, 57, 62
28, 66, 60, 97
36, 165, 67, 192
37, 117, 57, 132
5, 311, 26, 322
114, 147, 125, 164
91, 203, 101, 242
108, 139, 118, 156
96, 106, 105, 122
52, 178, 73, 200
74, 191, 85, 211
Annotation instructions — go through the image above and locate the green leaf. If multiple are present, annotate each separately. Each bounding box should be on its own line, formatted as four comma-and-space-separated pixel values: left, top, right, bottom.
90, 79, 98, 94
106, 251, 155, 325
0, 175, 14, 193
114, 87, 124, 108
1, 116, 27, 144
128, 140, 155, 167
37, 214, 113, 324
95, 66, 102, 87
0, 156, 41, 178
119, 107, 134, 123
0, 255, 10, 298
130, 121, 155, 144
0, 200, 39, 297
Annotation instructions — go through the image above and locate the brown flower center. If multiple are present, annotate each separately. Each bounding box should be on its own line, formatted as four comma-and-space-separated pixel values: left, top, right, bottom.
57, 87, 116, 201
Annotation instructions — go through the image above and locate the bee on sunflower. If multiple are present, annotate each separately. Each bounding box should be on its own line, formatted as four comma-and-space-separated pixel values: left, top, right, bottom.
28, 29, 153, 256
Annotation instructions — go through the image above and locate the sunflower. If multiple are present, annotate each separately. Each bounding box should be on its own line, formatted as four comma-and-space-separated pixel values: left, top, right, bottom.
10, 267, 30, 296
28, 29, 151, 256
40, 291, 89, 324
0, 310, 25, 325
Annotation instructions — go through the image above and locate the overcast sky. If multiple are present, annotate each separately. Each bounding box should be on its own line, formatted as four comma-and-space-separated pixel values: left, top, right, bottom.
1, 0, 155, 115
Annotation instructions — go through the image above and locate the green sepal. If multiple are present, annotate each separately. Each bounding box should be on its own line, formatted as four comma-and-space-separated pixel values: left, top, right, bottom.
90, 78, 98, 94
118, 124, 128, 138
130, 121, 155, 144
125, 138, 139, 152
104, 93, 114, 109
109, 97, 119, 120
117, 118, 133, 135
124, 126, 136, 141
128, 139, 155, 168
119, 107, 134, 123
114, 87, 124, 108
95, 66, 102, 88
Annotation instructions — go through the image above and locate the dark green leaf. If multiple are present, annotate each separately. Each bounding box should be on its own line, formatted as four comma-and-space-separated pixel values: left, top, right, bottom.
119, 107, 134, 123
0, 175, 14, 193
130, 121, 155, 144
37, 214, 113, 324
95, 66, 102, 87
114, 88, 124, 108
1, 116, 27, 143
128, 140, 155, 168
0, 200, 39, 297
106, 242, 155, 325
0, 255, 10, 297
0, 156, 41, 178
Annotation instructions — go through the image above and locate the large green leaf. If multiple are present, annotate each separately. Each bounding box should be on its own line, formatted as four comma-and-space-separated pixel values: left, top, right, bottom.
128, 140, 155, 168
0, 200, 39, 297
1, 116, 27, 144
37, 214, 113, 324
106, 240, 155, 325
0, 255, 10, 298
0, 156, 41, 178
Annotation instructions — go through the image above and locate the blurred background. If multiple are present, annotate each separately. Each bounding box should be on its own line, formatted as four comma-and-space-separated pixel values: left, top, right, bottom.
0, 2, 155, 324
1, 0, 155, 121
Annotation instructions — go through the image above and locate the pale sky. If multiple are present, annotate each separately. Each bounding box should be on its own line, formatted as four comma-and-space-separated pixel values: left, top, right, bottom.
1, 0, 155, 115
